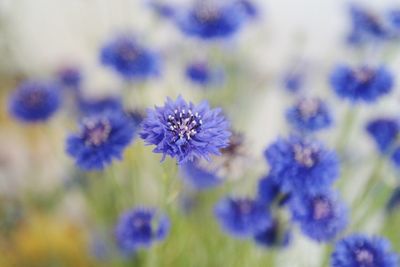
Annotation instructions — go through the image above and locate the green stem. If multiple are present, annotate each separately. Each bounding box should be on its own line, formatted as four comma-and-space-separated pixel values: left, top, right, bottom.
336, 106, 358, 153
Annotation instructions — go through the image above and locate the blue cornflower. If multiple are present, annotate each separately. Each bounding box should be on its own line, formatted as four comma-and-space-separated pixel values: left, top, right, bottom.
140, 96, 231, 163
347, 5, 388, 45
264, 136, 339, 194
185, 61, 224, 86
214, 197, 272, 238
57, 66, 82, 89
290, 190, 348, 242
330, 64, 394, 103
179, 160, 222, 190
254, 219, 291, 248
331, 234, 398, 267
174, 1, 251, 39
257, 175, 281, 206
100, 35, 160, 80
115, 207, 169, 253
366, 118, 399, 153
286, 98, 332, 132
66, 112, 136, 170
8, 80, 61, 123
78, 97, 123, 116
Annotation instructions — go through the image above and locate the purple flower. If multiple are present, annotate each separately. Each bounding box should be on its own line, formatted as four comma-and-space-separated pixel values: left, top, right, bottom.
214, 197, 272, 238
366, 118, 399, 153
331, 234, 398, 267
115, 207, 169, 254
140, 96, 231, 163
9, 80, 61, 123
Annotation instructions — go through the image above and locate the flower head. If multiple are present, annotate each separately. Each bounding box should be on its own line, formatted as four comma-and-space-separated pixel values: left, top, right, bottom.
115, 207, 169, 254
100, 35, 161, 80
290, 190, 348, 242
286, 98, 332, 132
66, 112, 136, 170
57, 66, 82, 89
174, 1, 251, 39
185, 61, 224, 86
331, 234, 398, 267
264, 136, 339, 194
366, 118, 399, 153
347, 5, 388, 45
9, 80, 61, 123
179, 160, 223, 190
214, 197, 272, 238
140, 96, 231, 163
254, 219, 291, 248
330, 65, 393, 103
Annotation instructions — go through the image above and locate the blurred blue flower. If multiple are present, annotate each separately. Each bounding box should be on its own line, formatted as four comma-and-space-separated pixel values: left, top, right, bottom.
174, 1, 251, 39
9, 80, 61, 123
179, 160, 222, 190
257, 175, 281, 206
78, 97, 123, 116
185, 61, 224, 86
140, 96, 231, 163
100, 35, 161, 80
254, 219, 291, 248
264, 136, 339, 194
331, 234, 398, 267
286, 98, 332, 132
283, 70, 304, 93
290, 190, 347, 242
347, 5, 388, 45
330, 65, 393, 103
57, 66, 82, 89
238, 0, 258, 18
115, 207, 169, 254
66, 112, 136, 170
366, 118, 399, 153
214, 197, 272, 238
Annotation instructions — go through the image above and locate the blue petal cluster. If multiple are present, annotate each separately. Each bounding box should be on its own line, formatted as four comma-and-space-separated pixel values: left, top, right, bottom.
331, 234, 398, 267
115, 207, 169, 253
140, 96, 231, 163
254, 220, 291, 248
66, 112, 136, 170
174, 1, 252, 39
264, 136, 339, 194
185, 61, 223, 86
286, 98, 332, 132
78, 97, 123, 116
330, 65, 394, 103
214, 197, 272, 238
366, 118, 399, 153
179, 160, 222, 190
9, 80, 61, 123
347, 5, 388, 45
100, 35, 160, 80
257, 175, 281, 206
290, 190, 347, 242
57, 66, 82, 89
388, 9, 400, 30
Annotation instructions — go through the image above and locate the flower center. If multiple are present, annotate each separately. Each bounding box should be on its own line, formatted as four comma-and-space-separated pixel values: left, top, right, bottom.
132, 216, 148, 229
83, 118, 112, 147
196, 4, 220, 22
354, 68, 374, 84
298, 99, 320, 119
118, 41, 139, 61
355, 248, 374, 265
237, 200, 252, 214
313, 198, 332, 220
25, 90, 45, 107
167, 109, 202, 142
293, 143, 317, 167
